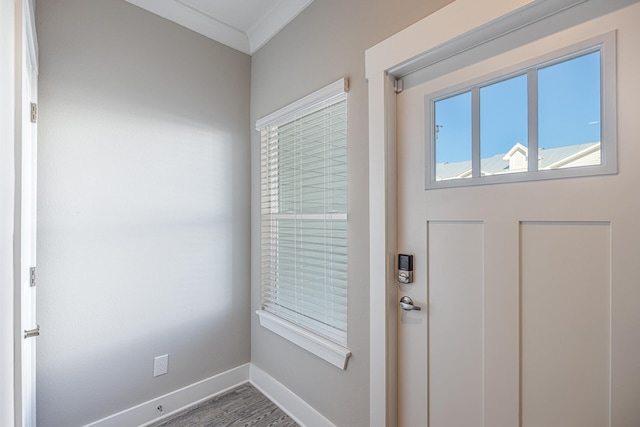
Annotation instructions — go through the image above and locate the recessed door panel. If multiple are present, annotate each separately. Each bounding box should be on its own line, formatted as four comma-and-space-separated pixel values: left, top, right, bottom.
427, 221, 485, 427
521, 222, 610, 427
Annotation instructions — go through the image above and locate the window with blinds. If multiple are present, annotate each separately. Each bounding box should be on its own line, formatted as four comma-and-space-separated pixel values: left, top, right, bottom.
257, 79, 348, 348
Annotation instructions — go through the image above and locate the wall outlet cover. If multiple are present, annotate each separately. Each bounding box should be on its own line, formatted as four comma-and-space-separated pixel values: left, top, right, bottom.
153, 354, 169, 377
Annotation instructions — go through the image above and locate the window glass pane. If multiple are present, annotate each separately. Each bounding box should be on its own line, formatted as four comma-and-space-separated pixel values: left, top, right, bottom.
480, 74, 528, 176
434, 91, 472, 181
538, 51, 601, 170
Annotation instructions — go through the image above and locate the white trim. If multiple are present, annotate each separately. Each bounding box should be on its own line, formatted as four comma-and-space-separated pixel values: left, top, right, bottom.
250, 364, 335, 427
124, 0, 249, 53
543, 142, 600, 170
24, 0, 37, 73
83, 364, 250, 427
0, 0, 16, 425
383, 0, 587, 78
256, 310, 351, 370
255, 78, 348, 130
82, 364, 333, 427
124, 0, 314, 55
503, 142, 528, 160
246, 0, 315, 54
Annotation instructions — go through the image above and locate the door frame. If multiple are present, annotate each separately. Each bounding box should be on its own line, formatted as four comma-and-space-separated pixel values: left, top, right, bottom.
11, 0, 38, 426
365, 0, 612, 425
17, 1, 39, 425
1, 0, 17, 423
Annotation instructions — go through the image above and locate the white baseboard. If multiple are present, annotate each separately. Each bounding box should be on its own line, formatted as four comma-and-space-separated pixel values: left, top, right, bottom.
249, 364, 335, 427
84, 363, 250, 427
83, 363, 333, 427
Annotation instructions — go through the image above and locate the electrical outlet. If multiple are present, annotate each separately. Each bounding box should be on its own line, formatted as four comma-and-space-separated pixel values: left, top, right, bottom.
153, 354, 169, 377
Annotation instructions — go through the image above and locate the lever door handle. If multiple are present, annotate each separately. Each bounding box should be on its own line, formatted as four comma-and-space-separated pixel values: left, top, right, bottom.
400, 296, 421, 311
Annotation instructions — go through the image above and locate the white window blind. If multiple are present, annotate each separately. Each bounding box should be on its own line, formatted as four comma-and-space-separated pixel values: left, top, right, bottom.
258, 79, 348, 347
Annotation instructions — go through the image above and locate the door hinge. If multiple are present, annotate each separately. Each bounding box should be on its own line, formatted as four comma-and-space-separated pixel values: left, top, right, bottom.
30, 102, 37, 123
24, 325, 40, 339
393, 79, 404, 94
30, 266, 36, 287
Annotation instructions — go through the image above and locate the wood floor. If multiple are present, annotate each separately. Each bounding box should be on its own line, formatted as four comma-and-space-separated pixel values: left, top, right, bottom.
147, 383, 299, 427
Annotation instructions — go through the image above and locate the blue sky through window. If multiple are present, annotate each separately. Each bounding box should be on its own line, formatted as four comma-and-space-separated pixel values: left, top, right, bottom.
434, 91, 471, 164
481, 73, 528, 159
539, 51, 601, 150
434, 51, 601, 164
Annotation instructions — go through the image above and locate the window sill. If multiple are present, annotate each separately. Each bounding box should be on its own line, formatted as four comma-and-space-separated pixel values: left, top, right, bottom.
256, 310, 352, 370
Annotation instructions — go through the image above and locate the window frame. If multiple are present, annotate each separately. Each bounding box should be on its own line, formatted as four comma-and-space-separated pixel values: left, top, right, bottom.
425, 31, 617, 190
255, 78, 351, 370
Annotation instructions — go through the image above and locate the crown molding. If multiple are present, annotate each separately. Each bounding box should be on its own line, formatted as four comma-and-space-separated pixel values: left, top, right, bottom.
124, 0, 314, 55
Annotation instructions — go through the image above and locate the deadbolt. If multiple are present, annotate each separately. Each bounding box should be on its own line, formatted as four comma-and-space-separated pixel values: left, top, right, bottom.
398, 254, 414, 284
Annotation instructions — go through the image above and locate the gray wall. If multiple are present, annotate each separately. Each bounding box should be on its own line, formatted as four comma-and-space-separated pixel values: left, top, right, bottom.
35, 1, 251, 425
250, 1, 452, 425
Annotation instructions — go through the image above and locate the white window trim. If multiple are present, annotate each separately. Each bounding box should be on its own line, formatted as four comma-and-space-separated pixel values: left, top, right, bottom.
256, 78, 351, 369
255, 78, 349, 130
256, 310, 352, 370
425, 31, 617, 190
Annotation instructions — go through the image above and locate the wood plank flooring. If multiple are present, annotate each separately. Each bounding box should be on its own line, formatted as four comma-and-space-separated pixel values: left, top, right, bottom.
147, 383, 299, 427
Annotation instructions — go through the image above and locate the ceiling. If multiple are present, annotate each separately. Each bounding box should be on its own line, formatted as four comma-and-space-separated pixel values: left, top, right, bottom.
124, 0, 315, 55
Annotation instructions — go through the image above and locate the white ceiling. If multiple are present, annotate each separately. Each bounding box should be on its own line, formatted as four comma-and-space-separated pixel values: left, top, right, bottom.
125, 0, 315, 55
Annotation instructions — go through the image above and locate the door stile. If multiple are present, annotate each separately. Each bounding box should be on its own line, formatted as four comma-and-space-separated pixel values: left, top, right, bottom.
483, 219, 520, 427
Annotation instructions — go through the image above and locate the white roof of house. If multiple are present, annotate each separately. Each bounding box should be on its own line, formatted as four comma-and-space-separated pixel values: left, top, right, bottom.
435, 141, 600, 180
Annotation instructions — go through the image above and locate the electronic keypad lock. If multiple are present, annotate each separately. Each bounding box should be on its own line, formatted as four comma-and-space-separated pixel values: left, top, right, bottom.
398, 254, 413, 284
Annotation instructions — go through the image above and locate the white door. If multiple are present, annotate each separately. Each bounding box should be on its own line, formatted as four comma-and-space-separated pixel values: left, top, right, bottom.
395, 4, 640, 427
16, 1, 38, 425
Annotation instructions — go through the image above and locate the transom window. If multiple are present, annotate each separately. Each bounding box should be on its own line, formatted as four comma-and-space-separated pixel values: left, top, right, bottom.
426, 33, 616, 189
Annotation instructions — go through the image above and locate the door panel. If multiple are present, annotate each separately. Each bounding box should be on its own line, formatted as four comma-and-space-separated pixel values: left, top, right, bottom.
427, 222, 484, 427
520, 222, 610, 427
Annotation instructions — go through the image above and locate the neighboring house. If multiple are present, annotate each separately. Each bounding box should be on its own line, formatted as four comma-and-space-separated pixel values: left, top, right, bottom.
436, 141, 601, 180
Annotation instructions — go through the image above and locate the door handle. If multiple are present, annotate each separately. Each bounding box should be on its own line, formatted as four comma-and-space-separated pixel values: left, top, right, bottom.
400, 296, 421, 311
24, 325, 40, 339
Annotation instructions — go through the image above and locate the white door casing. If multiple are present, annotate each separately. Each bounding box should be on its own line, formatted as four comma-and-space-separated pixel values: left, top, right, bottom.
0, 0, 16, 423
15, 1, 38, 426
367, 1, 640, 426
